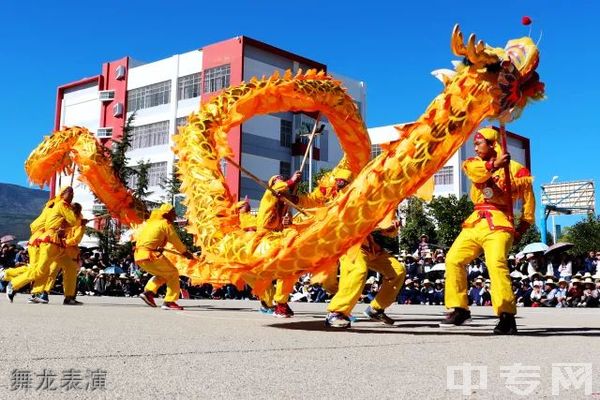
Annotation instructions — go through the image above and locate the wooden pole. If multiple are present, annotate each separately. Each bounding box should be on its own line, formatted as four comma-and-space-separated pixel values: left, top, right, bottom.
70, 163, 76, 186
298, 114, 322, 174
499, 123, 514, 224
225, 157, 308, 216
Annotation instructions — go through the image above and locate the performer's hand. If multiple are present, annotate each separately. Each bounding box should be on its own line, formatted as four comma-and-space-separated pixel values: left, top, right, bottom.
493, 153, 510, 169
514, 221, 530, 242
291, 171, 302, 182
155, 247, 164, 253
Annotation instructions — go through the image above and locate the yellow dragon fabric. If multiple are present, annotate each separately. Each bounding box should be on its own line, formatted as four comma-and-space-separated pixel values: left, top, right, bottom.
25, 26, 544, 294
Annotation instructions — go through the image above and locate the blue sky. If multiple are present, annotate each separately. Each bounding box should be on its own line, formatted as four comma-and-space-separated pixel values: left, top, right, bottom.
1, 1, 598, 231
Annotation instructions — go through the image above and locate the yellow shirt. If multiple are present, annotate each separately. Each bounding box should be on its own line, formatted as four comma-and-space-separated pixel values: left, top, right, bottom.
63, 217, 86, 258
28, 199, 56, 245
239, 213, 257, 231
256, 180, 291, 232
134, 217, 187, 262
462, 157, 535, 231
41, 199, 78, 244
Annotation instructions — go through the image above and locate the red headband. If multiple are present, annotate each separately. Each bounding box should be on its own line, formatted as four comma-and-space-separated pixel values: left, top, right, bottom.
474, 132, 486, 142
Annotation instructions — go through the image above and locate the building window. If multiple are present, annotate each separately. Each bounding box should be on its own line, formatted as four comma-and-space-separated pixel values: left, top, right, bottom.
371, 144, 382, 159
175, 116, 189, 134
203, 64, 230, 93
280, 120, 292, 148
434, 166, 454, 185
177, 73, 201, 100
127, 161, 168, 188
130, 121, 170, 149
280, 161, 291, 179
127, 80, 171, 112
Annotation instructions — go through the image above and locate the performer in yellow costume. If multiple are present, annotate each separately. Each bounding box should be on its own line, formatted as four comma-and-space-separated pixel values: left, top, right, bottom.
134, 204, 193, 310
5, 187, 79, 303
236, 198, 256, 232
440, 127, 535, 334
39, 203, 86, 305
1, 196, 57, 302
325, 209, 406, 328
255, 171, 301, 317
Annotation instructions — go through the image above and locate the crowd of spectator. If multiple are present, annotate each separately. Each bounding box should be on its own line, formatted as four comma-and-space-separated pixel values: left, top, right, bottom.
1, 237, 599, 309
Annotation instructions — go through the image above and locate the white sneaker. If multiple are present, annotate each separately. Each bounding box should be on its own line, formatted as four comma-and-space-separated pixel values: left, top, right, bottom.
6, 282, 15, 303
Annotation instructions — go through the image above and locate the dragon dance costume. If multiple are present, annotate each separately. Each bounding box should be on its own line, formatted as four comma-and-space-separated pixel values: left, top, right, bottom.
134, 204, 189, 307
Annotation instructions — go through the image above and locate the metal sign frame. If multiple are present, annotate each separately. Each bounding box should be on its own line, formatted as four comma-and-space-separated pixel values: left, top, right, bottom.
540, 180, 595, 216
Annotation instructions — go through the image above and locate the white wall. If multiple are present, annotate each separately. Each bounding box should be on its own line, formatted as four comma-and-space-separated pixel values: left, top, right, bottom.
58, 83, 101, 219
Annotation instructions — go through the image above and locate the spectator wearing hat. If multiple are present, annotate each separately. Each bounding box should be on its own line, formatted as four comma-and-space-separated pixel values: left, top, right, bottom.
553, 279, 569, 308
557, 254, 573, 281
405, 254, 421, 280
420, 279, 434, 305
433, 279, 444, 305
515, 279, 532, 307
422, 253, 434, 274
468, 278, 484, 306
467, 260, 484, 282
397, 278, 413, 304
530, 281, 544, 307
540, 279, 557, 307
579, 278, 599, 307
567, 278, 583, 307
417, 234, 430, 259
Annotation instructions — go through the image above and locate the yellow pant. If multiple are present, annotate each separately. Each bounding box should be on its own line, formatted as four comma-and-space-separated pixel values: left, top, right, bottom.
40, 252, 79, 297
445, 220, 515, 316
5, 265, 32, 281
327, 249, 406, 316
28, 245, 40, 270
258, 282, 275, 306
274, 278, 295, 304
139, 256, 181, 302
11, 243, 63, 293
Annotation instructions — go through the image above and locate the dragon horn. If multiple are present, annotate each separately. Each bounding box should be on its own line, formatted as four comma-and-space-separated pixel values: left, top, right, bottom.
451, 25, 499, 65
451, 24, 467, 57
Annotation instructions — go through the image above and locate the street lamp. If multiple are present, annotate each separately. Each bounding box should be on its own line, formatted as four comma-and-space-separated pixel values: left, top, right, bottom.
550, 176, 559, 243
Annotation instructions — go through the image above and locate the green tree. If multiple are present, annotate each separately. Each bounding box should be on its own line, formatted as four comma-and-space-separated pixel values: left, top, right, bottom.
427, 195, 473, 247
296, 168, 332, 195
562, 214, 600, 256
511, 222, 542, 254
88, 114, 151, 261
160, 164, 182, 205
399, 197, 437, 252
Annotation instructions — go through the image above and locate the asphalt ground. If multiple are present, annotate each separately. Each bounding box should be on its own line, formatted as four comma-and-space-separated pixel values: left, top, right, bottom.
0, 296, 599, 399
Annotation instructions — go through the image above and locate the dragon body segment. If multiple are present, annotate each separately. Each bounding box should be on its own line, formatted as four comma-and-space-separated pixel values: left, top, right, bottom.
25, 26, 544, 290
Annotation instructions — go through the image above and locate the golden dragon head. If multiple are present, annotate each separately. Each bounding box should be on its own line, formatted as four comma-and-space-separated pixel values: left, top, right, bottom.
435, 24, 545, 120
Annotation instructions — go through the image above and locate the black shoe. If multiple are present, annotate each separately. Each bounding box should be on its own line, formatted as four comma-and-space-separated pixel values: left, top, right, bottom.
494, 313, 517, 335
364, 305, 395, 325
439, 308, 472, 327
63, 297, 83, 306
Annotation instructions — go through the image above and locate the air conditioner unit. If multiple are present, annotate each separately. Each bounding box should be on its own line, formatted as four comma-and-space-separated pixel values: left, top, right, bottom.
96, 127, 113, 138
92, 204, 107, 213
113, 102, 124, 118
98, 90, 115, 102
115, 65, 126, 80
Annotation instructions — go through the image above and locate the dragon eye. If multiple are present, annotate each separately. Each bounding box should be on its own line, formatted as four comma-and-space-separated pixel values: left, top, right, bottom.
486, 62, 502, 73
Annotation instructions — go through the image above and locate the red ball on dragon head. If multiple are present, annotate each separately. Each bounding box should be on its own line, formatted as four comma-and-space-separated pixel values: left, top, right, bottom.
521, 16, 532, 26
